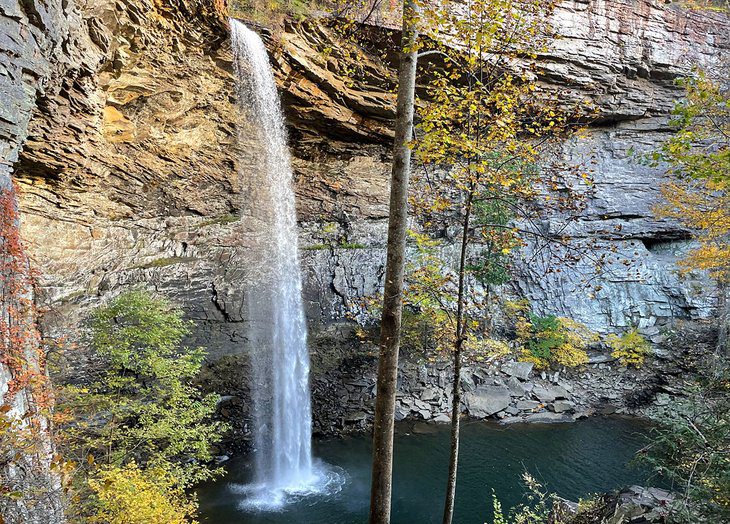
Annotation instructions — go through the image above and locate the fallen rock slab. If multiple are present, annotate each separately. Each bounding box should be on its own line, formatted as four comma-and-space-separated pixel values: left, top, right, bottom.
465, 386, 511, 418
501, 361, 534, 381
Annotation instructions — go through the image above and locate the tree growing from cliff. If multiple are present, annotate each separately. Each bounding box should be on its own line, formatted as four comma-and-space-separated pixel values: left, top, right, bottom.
409, 1, 592, 521
0, 180, 64, 523
57, 291, 227, 520
653, 69, 729, 353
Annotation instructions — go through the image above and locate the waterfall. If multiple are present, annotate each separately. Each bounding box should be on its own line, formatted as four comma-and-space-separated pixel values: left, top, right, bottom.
230, 19, 314, 502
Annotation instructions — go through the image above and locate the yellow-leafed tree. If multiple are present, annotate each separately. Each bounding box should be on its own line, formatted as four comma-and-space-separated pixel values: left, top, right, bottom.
653, 69, 729, 352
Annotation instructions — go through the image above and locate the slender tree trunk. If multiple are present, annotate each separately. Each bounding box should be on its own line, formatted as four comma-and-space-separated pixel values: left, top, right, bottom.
442, 188, 476, 524
368, 2, 418, 523
717, 280, 729, 356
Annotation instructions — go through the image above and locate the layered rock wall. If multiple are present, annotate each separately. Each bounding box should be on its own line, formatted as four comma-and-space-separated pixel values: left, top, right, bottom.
1, 0, 728, 444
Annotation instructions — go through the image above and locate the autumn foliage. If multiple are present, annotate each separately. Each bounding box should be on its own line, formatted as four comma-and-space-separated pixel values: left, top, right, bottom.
0, 181, 49, 408
653, 72, 729, 281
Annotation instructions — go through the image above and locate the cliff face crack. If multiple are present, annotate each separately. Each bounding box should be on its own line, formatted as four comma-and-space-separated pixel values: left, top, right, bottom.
17, 0, 46, 31
211, 281, 232, 322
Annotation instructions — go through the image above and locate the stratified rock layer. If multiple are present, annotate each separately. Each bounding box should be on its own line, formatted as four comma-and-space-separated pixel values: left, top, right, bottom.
1, 0, 729, 441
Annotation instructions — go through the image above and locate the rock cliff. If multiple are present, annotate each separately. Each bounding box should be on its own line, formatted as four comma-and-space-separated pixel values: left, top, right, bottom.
1, 0, 728, 439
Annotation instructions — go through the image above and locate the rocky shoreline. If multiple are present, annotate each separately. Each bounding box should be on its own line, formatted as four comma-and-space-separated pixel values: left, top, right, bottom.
311, 353, 665, 436
308, 323, 709, 438
203, 320, 712, 447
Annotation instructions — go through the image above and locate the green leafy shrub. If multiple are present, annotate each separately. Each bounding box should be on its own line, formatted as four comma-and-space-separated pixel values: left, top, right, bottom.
641, 365, 730, 522
58, 291, 228, 519
516, 313, 597, 369
606, 328, 650, 367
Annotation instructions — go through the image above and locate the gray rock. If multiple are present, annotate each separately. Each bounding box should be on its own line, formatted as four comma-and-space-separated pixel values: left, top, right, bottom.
464, 386, 512, 418
501, 361, 534, 381
550, 400, 575, 413
588, 353, 615, 364
506, 376, 528, 396
533, 384, 570, 403
433, 413, 451, 423
523, 412, 576, 424
420, 387, 441, 402
598, 404, 618, 415
516, 400, 541, 411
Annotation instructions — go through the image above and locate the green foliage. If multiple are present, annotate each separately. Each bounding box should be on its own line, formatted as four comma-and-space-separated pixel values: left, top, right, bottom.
400, 232, 512, 363
515, 313, 596, 369
490, 473, 604, 523
58, 291, 228, 520
606, 328, 650, 367
468, 198, 517, 286
641, 365, 730, 522
662, 72, 729, 185
87, 462, 197, 524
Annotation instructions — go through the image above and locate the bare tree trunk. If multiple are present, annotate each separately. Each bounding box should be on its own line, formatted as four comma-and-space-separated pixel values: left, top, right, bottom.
717, 280, 729, 356
368, 2, 418, 523
442, 188, 476, 524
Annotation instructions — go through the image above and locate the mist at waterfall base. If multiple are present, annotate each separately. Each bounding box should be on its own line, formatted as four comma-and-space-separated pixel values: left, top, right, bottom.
230, 19, 344, 509
197, 417, 655, 523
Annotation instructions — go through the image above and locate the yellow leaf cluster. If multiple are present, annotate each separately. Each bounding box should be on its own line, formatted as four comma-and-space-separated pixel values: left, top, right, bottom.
606, 328, 650, 368
655, 179, 730, 280
87, 462, 198, 524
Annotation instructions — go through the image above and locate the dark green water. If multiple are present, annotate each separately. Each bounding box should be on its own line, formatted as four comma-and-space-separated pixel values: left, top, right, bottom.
197, 417, 654, 524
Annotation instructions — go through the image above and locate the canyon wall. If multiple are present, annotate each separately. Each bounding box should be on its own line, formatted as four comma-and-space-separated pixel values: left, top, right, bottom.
1, 0, 728, 439
10, 1, 727, 345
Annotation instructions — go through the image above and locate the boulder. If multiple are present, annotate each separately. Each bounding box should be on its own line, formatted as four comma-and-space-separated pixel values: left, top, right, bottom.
505, 376, 528, 396
550, 400, 575, 413
501, 361, 534, 381
516, 400, 541, 411
523, 412, 575, 424
533, 384, 570, 403
420, 387, 441, 402
464, 386, 512, 418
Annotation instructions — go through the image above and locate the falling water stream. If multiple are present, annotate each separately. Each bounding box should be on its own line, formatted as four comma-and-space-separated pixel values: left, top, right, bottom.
230, 19, 344, 509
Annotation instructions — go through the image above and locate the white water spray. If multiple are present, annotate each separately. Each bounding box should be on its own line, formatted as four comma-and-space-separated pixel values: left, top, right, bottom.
230, 19, 320, 506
